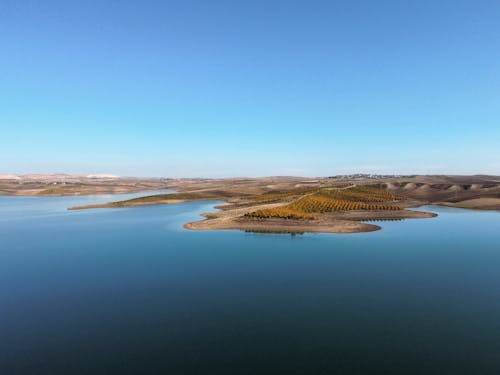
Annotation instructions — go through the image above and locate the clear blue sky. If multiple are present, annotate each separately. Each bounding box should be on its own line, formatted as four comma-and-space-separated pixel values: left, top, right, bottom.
1, 0, 499, 177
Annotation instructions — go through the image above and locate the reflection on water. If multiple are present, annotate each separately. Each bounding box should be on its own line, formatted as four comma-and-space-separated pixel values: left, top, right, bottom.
0, 199, 499, 374
245, 229, 305, 235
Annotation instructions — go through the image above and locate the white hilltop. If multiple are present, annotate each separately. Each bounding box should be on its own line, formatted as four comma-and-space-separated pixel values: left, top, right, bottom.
0, 174, 21, 180
86, 174, 119, 179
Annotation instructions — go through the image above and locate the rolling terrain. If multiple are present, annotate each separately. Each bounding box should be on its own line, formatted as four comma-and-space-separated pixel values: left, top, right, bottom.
2, 174, 498, 234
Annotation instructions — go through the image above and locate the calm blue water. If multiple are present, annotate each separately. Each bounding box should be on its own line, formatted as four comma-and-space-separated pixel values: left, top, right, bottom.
1, 196, 500, 374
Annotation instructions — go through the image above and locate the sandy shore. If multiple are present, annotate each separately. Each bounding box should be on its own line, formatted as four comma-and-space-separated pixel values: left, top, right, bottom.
184, 217, 381, 233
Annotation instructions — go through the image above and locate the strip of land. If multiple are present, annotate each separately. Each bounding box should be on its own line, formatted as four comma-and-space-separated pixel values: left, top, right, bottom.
436, 198, 500, 210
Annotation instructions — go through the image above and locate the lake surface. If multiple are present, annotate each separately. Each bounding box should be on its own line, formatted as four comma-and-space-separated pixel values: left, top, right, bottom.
1, 195, 500, 374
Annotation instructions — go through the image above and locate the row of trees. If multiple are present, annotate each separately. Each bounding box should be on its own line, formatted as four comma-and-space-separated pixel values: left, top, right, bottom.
289, 195, 403, 213
320, 185, 403, 202
245, 185, 404, 220
245, 207, 314, 220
